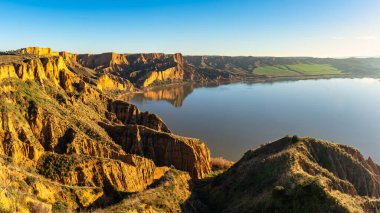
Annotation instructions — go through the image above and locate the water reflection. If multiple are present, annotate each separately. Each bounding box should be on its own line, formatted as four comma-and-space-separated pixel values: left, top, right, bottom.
124, 82, 225, 107
129, 78, 380, 162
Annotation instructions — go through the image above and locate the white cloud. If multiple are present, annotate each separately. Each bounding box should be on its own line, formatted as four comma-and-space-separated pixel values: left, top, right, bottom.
331, 36, 347, 40
355, 36, 377, 40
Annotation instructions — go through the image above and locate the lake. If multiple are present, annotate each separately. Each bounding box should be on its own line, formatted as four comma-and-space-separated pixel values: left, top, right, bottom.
129, 78, 380, 162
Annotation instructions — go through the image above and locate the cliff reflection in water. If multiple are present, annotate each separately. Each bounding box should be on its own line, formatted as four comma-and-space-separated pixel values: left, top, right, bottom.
126, 82, 223, 107
130, 84, 195, 107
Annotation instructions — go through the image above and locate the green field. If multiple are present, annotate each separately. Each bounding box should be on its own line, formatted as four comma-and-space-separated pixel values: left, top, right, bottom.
253, 64, 342, 77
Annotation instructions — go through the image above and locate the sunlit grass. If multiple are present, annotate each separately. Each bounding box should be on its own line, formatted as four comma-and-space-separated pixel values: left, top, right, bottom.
253, 64, 342, 77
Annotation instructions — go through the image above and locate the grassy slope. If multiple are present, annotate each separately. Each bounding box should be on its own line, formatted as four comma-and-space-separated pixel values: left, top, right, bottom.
186, 56, 380, 77
254, 65, 299, 76
253, 64, 342, 77
96, 169, 192, 213
197, 136, 380, 213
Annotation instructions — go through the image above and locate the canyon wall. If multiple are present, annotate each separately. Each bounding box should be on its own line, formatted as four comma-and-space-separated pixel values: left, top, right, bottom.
0, 49, 211, 211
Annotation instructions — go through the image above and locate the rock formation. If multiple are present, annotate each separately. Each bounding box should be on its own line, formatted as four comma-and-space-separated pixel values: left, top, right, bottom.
2, 47, 380, 212
100, 123, 211, 178
0, 48, 211, 212
122, 83, 196, 107
60, 50, 189, 88
96, 74, 134, 91
196, 136, 380, 212
36, 153, 156, 193
97, 169, 194, 213
19, 47, 59, 56
93, 136, 380, 212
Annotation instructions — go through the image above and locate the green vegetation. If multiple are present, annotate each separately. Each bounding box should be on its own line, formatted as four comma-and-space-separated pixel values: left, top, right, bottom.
253, 64, 342, 77
52, 201, 69, 212
187, 56, 380, 78
261, 179, 347, 213
254, 65, 300, 76
37, 154, 77, 181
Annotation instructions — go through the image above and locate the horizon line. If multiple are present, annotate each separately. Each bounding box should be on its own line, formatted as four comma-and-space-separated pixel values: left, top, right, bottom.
2, 46, 380, 59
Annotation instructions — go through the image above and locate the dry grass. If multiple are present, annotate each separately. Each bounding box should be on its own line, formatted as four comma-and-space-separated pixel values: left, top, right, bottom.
211, 157, 234, 171
97, 169, 192, 213
28, 202, 51, 213
0, 55, 37, 65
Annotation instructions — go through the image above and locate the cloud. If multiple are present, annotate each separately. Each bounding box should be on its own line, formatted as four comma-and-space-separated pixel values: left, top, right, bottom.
331, 36, 347, 40
355, 36, 377, 40
330, 36, 378, 41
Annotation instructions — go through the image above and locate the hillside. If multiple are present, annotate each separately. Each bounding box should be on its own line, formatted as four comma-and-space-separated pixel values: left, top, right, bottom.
5, 47, 380, 91
185, 56, 380, 79
5, 47, 236, 90
195, 136, 380, 212
1, 47, 380, 212
0, 49, 211, 211
93, 136, 380, 212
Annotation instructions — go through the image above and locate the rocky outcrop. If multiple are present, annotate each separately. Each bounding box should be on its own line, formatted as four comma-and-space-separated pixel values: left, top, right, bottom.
0, 157, 104, 211
198, 136, 380, 212
0, 55, 79, 91
98, 169, 193, 213
84, 136, 380, 212
0, 50, 212, 211
6, 47, 244, 89
107, 100, 170, 132
304, 141, 380, 197
96, 74, 134, 91
60, 50, 188, 88
100, 123, 211, 179
125, 83, 195, 107
3, 47, 380, 212
0, 105, 45, 165
140, 66, 183, 87
74, 52, 130, 72
36, 153, 156, 193
19, 47, 59, 56
129, 53, 185, 87
55, 51, 136, 92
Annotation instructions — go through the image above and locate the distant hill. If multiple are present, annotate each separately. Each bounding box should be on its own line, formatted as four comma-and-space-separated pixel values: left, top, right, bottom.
4, 47, 380, 93
2, 47, 237, 90
185, 56, 380, 79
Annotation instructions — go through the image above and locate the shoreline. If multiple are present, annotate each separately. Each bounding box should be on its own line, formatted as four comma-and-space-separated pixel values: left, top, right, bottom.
123, 74, 380, 163
122, 74, 380, 96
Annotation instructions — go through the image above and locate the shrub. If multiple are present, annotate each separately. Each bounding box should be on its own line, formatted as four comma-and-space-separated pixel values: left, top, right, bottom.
272, 185, 286, 197
53, 201, 68, 212
28, 202, 50, 213
25, 176, 37, 185
291, 135, 299, 143
211, 157, 234, 171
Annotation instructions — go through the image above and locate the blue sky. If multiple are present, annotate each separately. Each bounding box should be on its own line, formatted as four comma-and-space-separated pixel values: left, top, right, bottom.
0, 0, 379, 57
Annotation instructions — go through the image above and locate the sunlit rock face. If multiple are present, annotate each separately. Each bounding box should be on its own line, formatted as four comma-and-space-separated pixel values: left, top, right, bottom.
11, 47, 238, 91
100, 123, 212, 179
0, 49, 212, 210
20, 47, 60, 56
2, 47, 380, 212
132, 84, 195, 107
59, 50, 187, 88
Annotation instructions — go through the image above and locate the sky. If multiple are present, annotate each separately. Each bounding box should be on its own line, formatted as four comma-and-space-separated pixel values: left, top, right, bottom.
0, 0, 379, 57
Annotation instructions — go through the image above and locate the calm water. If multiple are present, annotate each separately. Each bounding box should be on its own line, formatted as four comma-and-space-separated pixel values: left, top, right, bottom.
130, 78, 380, 162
